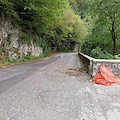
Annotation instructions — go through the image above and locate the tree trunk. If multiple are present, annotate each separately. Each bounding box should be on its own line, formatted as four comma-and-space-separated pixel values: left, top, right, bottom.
113, 39, 116, 55
111, 21, 116, 55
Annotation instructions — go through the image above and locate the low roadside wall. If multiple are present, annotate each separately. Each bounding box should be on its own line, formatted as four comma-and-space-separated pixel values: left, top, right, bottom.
78, 52, 120, 76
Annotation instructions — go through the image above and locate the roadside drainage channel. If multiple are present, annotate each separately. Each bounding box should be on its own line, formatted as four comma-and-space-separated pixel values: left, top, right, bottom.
78, 52, 120, 77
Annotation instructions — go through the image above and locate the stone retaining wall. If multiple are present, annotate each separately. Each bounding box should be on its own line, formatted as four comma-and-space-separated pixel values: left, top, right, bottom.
78, 52, 120, 76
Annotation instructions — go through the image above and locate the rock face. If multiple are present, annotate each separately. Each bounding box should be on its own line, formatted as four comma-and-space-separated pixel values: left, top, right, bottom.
0, 14, 43, 60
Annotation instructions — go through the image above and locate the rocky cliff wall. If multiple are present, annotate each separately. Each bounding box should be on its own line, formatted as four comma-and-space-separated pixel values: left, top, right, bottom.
0, 14, 43, 61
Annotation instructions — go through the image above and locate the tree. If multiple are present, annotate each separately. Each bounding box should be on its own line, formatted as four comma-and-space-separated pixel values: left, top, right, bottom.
90, 0, 120, 55
47, 9, 88, 51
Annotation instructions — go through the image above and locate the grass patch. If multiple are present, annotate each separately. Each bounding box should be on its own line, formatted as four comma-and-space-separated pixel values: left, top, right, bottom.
0, 53, 49, 68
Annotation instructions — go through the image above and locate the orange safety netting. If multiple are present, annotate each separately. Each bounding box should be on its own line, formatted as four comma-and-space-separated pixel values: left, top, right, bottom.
93, 65, 120, 86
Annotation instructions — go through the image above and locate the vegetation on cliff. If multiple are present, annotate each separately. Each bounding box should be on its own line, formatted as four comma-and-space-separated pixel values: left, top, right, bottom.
0, 0, 88, 54
1, 0, 120, 61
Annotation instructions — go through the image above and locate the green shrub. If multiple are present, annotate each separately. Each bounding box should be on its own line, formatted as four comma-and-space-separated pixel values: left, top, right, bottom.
90, 47, 114, 59
90, 47, 102, 59
114, 54, 120, 60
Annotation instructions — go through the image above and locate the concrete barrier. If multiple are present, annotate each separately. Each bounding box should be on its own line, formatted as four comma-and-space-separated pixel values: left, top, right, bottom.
78, 52, 120, 76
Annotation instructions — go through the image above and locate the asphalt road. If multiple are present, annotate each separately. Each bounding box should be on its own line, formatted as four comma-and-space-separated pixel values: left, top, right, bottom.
0, 53, 120, 120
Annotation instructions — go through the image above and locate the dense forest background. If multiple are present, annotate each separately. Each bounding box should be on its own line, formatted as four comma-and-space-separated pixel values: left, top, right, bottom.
0, 0, 120, 60
81, 0, 120, 59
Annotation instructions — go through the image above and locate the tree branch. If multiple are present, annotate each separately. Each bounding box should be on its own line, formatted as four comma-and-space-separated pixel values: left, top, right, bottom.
108, 26, 112, 33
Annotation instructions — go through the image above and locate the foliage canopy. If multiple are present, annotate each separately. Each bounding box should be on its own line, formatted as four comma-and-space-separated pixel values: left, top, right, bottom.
0, 0, 88, 53
81, 0, 120, 59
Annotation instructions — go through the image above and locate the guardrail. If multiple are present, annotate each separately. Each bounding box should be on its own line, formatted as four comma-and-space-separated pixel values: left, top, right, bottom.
78, 52, 120, 76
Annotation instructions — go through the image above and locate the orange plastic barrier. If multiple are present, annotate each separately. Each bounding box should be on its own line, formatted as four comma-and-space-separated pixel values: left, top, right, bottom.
93, 65, 120, 86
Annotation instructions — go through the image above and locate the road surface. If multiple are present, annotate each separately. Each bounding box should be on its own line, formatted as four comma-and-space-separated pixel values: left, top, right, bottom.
0, 53, 120, 120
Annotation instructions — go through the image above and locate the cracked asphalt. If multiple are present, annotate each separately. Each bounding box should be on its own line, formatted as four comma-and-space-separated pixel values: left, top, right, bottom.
0, 53, 120, 120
